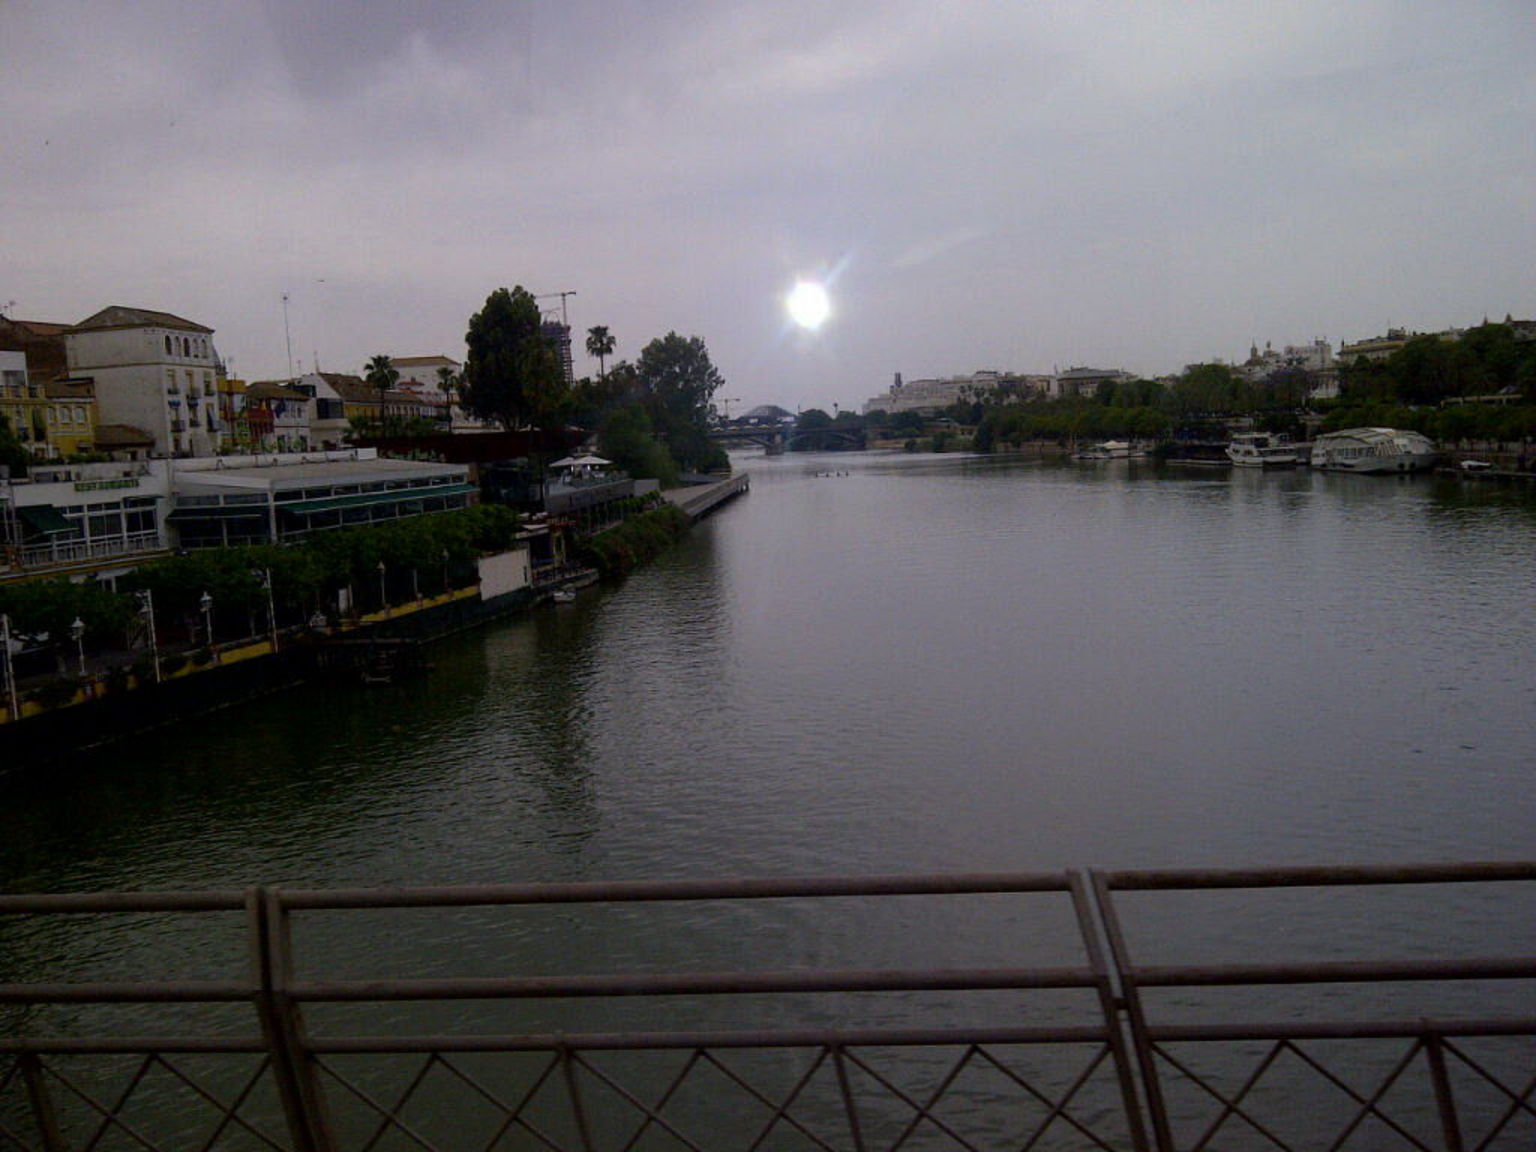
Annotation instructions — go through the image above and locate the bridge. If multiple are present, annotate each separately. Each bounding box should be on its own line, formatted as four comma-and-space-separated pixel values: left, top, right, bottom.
710, 426, 866, 453
1, 861, 1532, 1151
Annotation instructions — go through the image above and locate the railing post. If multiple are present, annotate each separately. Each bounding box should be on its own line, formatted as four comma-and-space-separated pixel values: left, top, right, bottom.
1423, 1032, 1465, 1152
559, 1043, 596, 1152
1090, 870, 1176, 1152
248, 887, 335, 1152
19, 1052, 67, 1152
830, 1042, 867, 1152
1068, 870, 1153, 1152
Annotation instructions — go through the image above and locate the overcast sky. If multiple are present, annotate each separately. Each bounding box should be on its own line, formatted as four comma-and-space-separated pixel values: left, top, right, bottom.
5, 1, 1533, 411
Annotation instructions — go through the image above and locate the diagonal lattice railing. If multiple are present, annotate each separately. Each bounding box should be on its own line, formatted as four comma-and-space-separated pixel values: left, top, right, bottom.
1092, 863, 1536, 1152
1, 863, 1533, 1150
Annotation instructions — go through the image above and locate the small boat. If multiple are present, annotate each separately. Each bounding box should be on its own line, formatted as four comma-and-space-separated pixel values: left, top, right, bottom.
1073, 440, 1144, 461
1311, 427, 1438, 474
1226, 432, 1299, 468
1457, 459, 1493, 473
551, 588, 577, 603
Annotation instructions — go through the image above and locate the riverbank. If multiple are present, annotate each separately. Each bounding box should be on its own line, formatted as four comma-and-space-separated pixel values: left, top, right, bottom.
0, 577, 546, 768
1, 478, 754, 768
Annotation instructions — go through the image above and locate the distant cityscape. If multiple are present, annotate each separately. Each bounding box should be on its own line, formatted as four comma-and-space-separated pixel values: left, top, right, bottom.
861, 320, 1535, 416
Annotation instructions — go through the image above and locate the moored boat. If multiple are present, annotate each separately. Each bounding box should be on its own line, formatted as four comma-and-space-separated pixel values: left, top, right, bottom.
1073, 440, 1145, 461
1226, 432, 1299, 468
1310, 427, 1438, 474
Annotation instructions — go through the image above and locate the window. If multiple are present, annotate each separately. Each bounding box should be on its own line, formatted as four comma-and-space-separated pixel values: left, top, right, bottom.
165, 336, 173, 355
88, 510, 124, 541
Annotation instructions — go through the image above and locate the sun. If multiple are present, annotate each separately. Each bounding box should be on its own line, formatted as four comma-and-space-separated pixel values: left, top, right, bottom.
785, 280, 831, 330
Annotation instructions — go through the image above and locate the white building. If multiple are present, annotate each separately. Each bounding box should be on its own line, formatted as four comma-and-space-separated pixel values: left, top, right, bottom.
2, 449, 475, 576
864, 370, 1048, 415
64, 307, 222, 457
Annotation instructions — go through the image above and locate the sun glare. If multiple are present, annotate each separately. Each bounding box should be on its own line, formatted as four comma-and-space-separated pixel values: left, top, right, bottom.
786, 280, 831, 330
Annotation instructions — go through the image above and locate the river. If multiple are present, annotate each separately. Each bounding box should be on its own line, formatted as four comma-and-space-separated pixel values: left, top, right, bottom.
2, 451, 1534, 1146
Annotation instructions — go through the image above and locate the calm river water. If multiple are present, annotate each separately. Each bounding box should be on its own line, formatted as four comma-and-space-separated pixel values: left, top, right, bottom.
3, 451, 1534, 1145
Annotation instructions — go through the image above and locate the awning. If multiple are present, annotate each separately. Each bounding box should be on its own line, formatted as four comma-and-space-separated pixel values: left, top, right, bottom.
167, 504, 270, 521
278, 482, 478, 515
18, 504, 82, 537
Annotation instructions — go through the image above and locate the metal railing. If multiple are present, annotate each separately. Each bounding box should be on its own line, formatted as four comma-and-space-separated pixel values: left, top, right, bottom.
18, 532, 165, 570
0, 863, 1532, 1151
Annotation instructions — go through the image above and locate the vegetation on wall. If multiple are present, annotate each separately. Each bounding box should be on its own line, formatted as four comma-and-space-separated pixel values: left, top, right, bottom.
576, 504, 690, 579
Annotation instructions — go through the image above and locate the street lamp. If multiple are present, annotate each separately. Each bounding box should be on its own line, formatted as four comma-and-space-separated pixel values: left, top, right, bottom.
135, 590, 162, 683
377, 560, 387, 610
253, 569, 278, 653
411, 567, 420, 603
70, 616, 86, 677
199, 591, 214, 648
441, 548, 450, 594
1, 613, 19, 720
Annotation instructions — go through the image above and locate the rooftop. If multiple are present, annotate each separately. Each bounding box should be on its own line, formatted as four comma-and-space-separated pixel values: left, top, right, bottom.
70, 306, 213, 335
175, 455, 469, 492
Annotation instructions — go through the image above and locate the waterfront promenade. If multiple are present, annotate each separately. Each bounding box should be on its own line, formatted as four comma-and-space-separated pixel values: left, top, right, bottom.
661, 472, 750, 519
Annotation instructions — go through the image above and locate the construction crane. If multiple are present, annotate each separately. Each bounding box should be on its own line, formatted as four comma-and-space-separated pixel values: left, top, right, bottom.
535, 290, 577, 327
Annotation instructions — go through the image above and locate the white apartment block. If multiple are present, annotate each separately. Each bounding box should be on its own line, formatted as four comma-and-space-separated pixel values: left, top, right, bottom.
64, 306, 222, 457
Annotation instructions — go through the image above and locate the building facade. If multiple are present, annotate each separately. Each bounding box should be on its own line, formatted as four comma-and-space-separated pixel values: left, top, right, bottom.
166, 450, 476, 548
64, 306, 223, 457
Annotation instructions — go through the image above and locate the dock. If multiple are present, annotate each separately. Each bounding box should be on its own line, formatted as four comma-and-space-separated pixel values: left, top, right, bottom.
661, 472, 750, 520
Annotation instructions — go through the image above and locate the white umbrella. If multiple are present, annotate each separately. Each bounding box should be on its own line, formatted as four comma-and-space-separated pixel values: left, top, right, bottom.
570, 454, 611, 467
548, 455, 581, 468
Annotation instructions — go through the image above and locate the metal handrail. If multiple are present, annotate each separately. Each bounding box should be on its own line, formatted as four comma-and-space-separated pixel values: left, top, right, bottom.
1, 863, 1531, 1152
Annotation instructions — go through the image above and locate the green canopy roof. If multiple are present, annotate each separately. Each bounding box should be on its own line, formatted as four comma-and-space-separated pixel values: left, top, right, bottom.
18, 504, 82, 537
278, 483, 478, 515
166, 504, 270, 521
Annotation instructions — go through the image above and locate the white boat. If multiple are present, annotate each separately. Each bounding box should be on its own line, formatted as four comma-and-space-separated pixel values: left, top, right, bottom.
1225, 432, 1298, 468
1073, 440, 1144, 461
1310, 427, 1438, 474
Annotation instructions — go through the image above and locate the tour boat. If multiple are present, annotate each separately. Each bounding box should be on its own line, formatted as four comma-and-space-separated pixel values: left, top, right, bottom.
1310, 428, 1438, 474
1225, 432, 1299, 468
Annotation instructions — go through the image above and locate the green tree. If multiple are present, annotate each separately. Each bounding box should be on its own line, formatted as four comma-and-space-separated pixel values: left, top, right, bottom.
598, 402, 678, 487
890, 409, 925, 435
462, 287, 568, 431
0, 414, 29, 478
585, 325, 616, 380
365, 354, 399, 408
635, 332, 727, 471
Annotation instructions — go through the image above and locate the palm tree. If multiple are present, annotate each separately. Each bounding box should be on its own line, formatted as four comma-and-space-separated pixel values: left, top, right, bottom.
364, 354, 399, 425
585, 326, 615, 380
435, 365, 460, 424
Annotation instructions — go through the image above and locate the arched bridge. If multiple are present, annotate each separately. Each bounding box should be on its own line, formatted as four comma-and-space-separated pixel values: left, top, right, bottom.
710, 426, 865, 452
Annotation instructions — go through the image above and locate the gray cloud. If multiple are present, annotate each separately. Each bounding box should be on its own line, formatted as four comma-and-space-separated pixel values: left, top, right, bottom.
4, 0, 1533, 407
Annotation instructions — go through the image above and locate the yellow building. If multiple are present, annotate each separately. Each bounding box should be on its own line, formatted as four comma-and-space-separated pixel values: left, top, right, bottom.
2, 330, 101, 460
2, 351, 48, 456
43, 379, 98, 457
